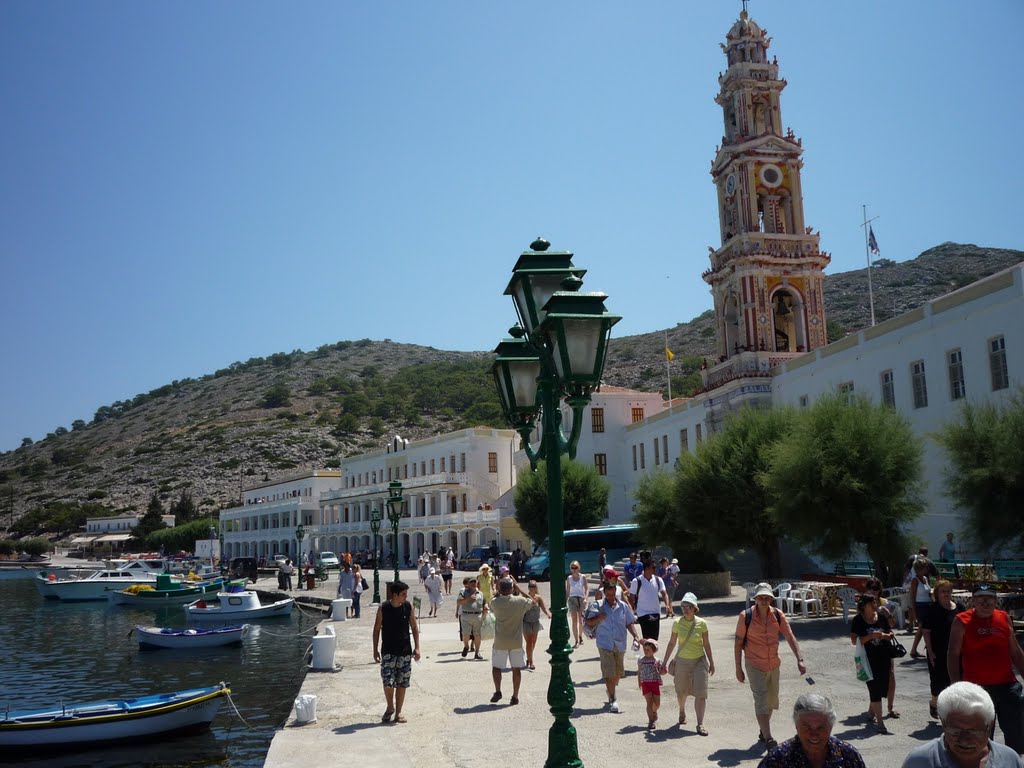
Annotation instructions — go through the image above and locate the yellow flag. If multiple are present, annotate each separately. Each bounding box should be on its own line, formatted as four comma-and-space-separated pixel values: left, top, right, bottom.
665, 347, 675, 362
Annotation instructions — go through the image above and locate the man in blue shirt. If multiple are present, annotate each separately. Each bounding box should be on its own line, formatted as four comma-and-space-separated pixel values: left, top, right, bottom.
586, 580, 641, 714
623, 552, 644, 585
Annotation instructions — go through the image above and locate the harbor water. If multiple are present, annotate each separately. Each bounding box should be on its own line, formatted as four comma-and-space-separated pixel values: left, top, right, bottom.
0, 570, 316, 767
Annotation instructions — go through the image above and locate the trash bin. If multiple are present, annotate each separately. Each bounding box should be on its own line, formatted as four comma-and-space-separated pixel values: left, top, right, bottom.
294, 694, 318, 724
331, 598, 352, 621
310, 625, 336, 670
306, 571, 316, 590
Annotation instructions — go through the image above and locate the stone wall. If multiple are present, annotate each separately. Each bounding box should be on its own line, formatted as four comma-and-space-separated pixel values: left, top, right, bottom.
673, 571, 731, 599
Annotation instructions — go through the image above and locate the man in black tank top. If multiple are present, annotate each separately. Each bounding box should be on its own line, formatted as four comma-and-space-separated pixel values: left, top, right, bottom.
373, 580, 421, 724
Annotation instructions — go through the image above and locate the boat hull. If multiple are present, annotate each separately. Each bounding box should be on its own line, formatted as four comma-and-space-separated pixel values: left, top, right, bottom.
109, 578, 233, 607
136, 625, 250, 649
0, 684, 229, 748
36, 571, 159, 602
185, 592, 294, 622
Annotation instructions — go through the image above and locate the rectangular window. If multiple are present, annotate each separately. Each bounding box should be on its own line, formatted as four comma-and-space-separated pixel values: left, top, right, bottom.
488, 452, 498, 473
839, 381, 854, 403
662, 435, 669, 465
695, 424, 703, 444
911, 360, 928, 409
799, 395, 808, 408
412, 463, 416, 478
440, 457, 445, 473
948, 349, 966, 400
880, 370, 895, 408
591, 407, 605, 433
430, 459, 435, 474
450, 455, 455, 473
990, 336, 1009, 391
403, 464, 408, 479
680, 428, 689, 454
653, 437, 660, 465
631, 407, 645, 424
632, 445, 638, 471
460, 453, 467, 472
387, 467, 392, 482
639, 443, 646, 469
594, 453, 608, 476
420, 461, 426, 476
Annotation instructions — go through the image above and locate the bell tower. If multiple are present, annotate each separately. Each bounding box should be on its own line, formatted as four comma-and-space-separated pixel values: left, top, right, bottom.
702, 9, 830, 370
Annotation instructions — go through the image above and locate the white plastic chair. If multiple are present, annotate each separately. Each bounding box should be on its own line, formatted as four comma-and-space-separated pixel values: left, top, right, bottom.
837, 587, 858, 623
882, 587, 907, 629
742, 582, 759, 607
785, 587, 823, 618
774, 582, 792, 605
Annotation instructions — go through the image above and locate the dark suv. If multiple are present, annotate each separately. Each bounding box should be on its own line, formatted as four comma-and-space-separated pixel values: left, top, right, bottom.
229, 557, 259, 583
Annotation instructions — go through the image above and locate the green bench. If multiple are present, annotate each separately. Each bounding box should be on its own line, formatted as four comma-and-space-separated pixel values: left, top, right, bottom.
936, 562, 959, 579
994, 561, 1024, 580
833, 560, 875, 577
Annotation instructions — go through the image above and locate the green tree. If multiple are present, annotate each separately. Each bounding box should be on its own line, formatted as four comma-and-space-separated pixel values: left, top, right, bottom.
935, 389, 1024, 553
513, 457, 610, 544
133, 492, 169, 542
826, 319, 846, 344
71, 419, 86, 431
169, 490, 198, 524
765, 392, 924, 584
260, 383, 291, 409
146, 517, 217, 555
20, 437, 32, 447
676, 406, 794, 577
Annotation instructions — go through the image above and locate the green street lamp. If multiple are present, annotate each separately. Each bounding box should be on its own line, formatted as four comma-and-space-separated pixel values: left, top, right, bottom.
369, 508, 382, 605
219, 532, 226, 575
384, 481, 407, 589
295, 524, 305, 568
493, 238, 620, 768
208, 525, 217, 571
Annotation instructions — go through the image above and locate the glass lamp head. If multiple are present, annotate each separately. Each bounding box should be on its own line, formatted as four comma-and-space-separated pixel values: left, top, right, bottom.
539, 291, 620, 391
504, 241, 586, 338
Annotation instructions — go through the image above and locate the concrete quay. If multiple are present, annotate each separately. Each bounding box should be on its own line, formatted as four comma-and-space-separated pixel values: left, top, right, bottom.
264, 570, 954, 768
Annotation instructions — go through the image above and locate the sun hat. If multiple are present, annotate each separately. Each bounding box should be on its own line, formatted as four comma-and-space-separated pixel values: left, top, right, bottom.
479, 563, 490, 572
753, 582, 775, 599
429, 568, 436, 575
671, 558, 678, 565
642, 638, 659, 651
681, 592, 699, 611
973, 583, 997, 598
499, 565, 510, 575
603, 566, 619, 578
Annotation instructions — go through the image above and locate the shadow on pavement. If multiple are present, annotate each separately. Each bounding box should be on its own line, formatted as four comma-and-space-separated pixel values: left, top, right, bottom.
707, 744, 766, 766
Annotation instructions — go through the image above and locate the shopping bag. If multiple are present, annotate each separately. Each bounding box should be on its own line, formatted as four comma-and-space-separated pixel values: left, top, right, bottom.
480, 611, 496, 641
854, 637, 873, 682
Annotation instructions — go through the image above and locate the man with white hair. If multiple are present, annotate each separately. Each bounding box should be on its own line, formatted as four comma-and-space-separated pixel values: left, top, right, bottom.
902, 681, 1024, 768
483, 576, 534, 705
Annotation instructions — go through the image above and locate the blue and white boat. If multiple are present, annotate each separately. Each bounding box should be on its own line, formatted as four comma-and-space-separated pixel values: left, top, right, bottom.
135, 624, 250, 650
0, 683, 230, 748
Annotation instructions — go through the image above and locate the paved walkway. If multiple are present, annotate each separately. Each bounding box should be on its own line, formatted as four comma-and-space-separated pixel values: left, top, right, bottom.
263, 570, 954, 768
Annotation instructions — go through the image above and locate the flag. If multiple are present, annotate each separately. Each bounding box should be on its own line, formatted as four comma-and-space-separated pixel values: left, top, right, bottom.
665, 347, 675, 362
868, 226, 880, 256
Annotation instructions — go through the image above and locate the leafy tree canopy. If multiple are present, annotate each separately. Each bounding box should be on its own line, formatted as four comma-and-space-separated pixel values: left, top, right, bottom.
766, 392, 923, 584
146, 517, 217, 555
935, 388, 1024, 553
133, 492, 169, 542
513, 456, 610, 544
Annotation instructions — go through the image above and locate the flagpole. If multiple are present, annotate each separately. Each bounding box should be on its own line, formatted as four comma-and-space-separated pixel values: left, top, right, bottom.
665, 331, 672, 402
861, 205, 879, 327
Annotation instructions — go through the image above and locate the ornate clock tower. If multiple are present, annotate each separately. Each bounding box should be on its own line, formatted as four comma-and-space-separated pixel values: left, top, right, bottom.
702, 9, 830, 381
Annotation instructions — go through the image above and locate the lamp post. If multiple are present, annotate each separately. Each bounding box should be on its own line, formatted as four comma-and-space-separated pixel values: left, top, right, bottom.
384, 481, 407, 589
219, 533, 226, 575
369, 509, 382, 605
295, 524, 305, 569
492, 238, 619, 768
208, 525, 216, 571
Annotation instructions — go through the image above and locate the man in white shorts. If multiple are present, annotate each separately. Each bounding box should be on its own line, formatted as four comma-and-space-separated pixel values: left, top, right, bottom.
483, 577, 534, 705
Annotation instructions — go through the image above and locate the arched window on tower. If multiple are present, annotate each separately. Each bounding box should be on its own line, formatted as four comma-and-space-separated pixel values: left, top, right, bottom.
771, 289, 808, 353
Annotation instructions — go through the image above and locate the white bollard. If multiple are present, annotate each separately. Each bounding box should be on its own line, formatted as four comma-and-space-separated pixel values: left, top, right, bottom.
310, 625, 336, 670
331, 598, 352, 621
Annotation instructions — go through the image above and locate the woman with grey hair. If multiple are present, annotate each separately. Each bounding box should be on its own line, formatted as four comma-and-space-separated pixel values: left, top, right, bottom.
757, 694, 866, 768
902, 682, 1023, 768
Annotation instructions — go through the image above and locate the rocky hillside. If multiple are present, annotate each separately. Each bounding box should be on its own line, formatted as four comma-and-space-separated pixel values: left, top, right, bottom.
1, 243, 1020, 524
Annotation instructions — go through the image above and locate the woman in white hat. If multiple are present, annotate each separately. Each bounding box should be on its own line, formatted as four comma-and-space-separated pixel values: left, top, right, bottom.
477, 563, 493, 605
661, 591, 715, 735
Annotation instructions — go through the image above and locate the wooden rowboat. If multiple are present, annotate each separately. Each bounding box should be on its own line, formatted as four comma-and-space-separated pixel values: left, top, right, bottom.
135, 624, 250, 649
0, 683, 230, 749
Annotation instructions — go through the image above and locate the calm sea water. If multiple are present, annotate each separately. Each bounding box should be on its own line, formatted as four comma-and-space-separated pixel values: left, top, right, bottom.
0, 571, 315, 768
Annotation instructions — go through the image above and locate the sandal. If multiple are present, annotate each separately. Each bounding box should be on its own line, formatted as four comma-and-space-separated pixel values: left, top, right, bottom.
929, 704, 939, 719
678, 714, 687, 725
887, 710, 901, 719
874, 722, 889, 734
766, 739, 779, 751
381, 710, 394, 723
394, 714, 407, 724
697, 725, 708, 736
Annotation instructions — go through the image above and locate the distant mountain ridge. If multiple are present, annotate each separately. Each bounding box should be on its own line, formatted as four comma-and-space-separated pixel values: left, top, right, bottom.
1, 242, 1020, 526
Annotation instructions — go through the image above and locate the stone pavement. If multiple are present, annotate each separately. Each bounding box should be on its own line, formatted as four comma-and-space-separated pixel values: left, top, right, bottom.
262, 570, 963, 768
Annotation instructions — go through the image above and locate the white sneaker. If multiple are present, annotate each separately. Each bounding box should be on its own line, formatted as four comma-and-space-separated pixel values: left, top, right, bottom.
609, 700, 620, 713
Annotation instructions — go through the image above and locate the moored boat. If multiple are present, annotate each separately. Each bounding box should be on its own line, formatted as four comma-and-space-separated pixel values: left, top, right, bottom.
185, 589, 294, 621
35, 568, 160, 602
0, 682, 230, 749
108, 574, 238, 607
135, 624, 250, 649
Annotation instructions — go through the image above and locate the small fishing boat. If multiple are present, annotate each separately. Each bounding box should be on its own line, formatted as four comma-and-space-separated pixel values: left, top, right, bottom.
0, 683, 230, 749
108, 574, 239, 607
185, 589, 293, 621
35, 568, 160, 602
134, 625, 250, 650
0, 554, 51, 569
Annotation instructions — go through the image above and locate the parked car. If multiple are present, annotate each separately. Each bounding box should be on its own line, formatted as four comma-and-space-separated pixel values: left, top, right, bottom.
495, 552, 513, 571
229, 557, 259, 584
457, 546, 497, 571
271, 554, 288, 568
317, 551, 340, 569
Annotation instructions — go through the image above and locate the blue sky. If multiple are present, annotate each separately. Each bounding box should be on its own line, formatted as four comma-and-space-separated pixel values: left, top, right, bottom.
1, 1, 1021, 452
